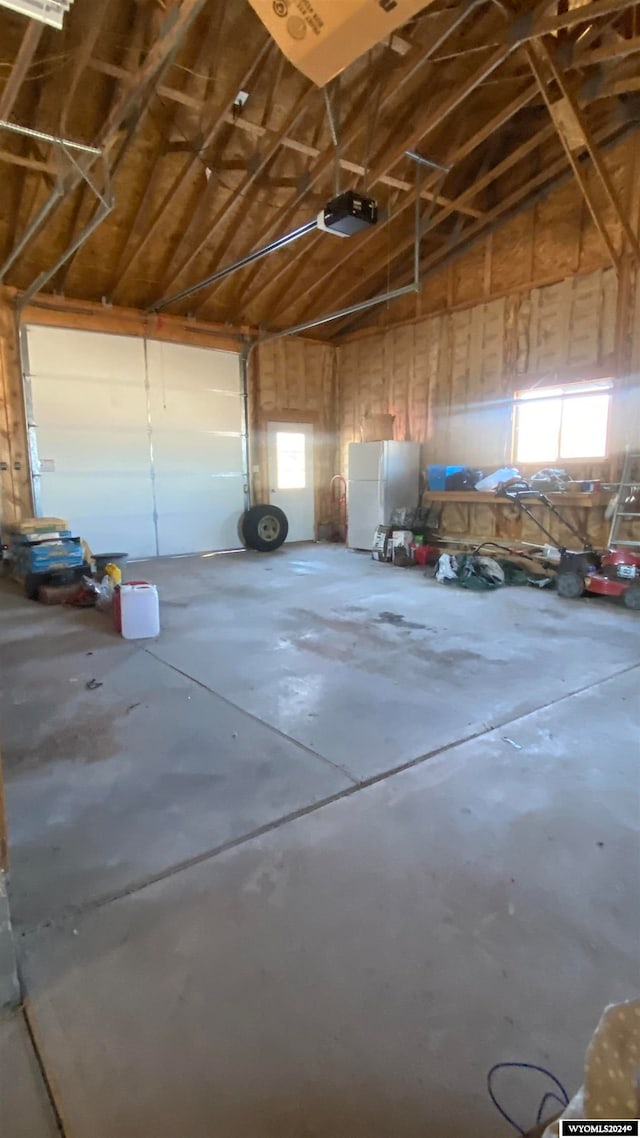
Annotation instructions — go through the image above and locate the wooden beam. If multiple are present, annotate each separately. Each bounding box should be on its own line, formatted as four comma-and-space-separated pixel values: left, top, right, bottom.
12, 288, 251, 350
185, 0, 482, 315
99, 0, 212, 153
0, 21, 43, 121
300, 116, 556, 320
89, 57, 203, 109
304, 31, 640, 323
333, 119, 628, 337
158, 80, 319, 298
526, 42, 620, 269
105, 3, 226, 298
109, 36, 272, 302
575, 31, 640, 64
1, 0, 211, 283
535, 36, 640, 256
531, 0, 640, 37
0, 149, 55, 174
254, 84, 538, 325
92, 56, 480, 215
203, 0, 634, 320
59, 0, 111, 134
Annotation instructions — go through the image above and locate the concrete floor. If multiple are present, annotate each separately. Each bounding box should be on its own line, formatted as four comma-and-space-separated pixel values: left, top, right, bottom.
0, 544, 638, 1136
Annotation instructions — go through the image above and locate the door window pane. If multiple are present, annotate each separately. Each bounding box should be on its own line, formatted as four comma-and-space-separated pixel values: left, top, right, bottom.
276, 431, 306, 489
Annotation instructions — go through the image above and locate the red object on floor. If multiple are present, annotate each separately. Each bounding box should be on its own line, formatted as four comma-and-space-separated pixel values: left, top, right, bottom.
584, 574, 632, 598
412, 543, 440, 566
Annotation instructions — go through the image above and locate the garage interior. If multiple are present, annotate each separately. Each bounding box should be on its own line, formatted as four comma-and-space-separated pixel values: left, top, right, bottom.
0, 1, 639, 1136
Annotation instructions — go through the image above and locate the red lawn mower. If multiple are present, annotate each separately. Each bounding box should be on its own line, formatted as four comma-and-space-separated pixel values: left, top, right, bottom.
498, 479, 640, 610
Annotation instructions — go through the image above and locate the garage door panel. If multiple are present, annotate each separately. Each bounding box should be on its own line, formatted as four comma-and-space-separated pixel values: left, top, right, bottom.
146, 341, 240, 394
153, 471, 244, 513
27, 326, 145, 380
149, 389, 242, 433
34, 427, 153, 474
38, 474, 157, 559
25, 326, 244, 557
151, 432, 244, 475
154, 475, 244, 555
31, 373, 149, 430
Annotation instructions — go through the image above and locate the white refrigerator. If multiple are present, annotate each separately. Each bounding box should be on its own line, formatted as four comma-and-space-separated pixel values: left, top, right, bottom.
347, 441, 421, 550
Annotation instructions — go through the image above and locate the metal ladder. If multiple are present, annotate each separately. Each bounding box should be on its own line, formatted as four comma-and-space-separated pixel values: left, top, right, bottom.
608, 450, 640, 548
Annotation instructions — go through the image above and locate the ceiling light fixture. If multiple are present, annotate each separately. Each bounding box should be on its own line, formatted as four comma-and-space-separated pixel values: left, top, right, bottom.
0, 0, 75, 29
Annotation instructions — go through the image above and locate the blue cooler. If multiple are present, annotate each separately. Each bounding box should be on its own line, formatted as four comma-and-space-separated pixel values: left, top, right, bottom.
427, 464, 465, 490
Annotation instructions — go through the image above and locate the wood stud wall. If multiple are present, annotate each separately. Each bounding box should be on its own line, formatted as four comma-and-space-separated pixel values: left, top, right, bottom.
1, 125, 639, 545
250, 339, 337, 527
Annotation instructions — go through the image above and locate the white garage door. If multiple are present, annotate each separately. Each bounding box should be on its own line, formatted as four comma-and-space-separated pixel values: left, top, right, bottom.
23, 325, 246, 559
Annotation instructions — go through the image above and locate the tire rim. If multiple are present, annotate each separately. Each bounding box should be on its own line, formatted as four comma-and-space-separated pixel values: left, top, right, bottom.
257, 514, 281, 543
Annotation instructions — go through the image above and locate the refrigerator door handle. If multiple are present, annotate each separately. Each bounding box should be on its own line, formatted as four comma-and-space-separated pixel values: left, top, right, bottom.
378, 450, 384, 509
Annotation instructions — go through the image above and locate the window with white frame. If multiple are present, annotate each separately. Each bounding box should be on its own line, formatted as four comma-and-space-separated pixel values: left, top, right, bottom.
513, 379, 612, 464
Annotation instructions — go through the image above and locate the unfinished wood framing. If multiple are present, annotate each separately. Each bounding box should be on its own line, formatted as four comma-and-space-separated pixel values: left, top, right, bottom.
0, 0, 638, 331
250, 338, 338, 528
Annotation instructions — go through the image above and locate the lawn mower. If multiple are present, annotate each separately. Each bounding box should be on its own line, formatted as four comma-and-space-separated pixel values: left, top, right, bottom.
497, 478, 640, 610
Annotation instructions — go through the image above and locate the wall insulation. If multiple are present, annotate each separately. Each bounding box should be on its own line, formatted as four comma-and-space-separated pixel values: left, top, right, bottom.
250, 338, 338, 528
336, 265, 633, 479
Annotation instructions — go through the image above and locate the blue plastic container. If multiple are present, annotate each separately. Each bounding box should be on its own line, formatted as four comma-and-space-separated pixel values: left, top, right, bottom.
12, 536, 83, 574
427, 464, 465, 490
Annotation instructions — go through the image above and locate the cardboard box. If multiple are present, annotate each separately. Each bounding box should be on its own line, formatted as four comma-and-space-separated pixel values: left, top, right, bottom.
371, 525, 392, 562
391, 529, 413, 564
247, 0, 434, 86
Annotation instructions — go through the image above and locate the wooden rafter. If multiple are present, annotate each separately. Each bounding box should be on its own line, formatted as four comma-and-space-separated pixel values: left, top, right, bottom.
328, 69, 639, 318
99, 0, 211, 153
1, 0, 639, 325
246, 84, 538, 325
334, 116, 631, 338
208, 17, 640, 322
297, 117, 559, 320
109, 36, 272, 302
0, 150, 54, 174
89, 56, 483, 216
243, 2, 640, 328
157, 76, 319, 300
1, 0, 211, 282
59, 0, 111, 134
194, 0, 638, 321
105, 2, 227, 297
187, 0, 486, 316
529, 36, 640, 261
0, 20, 43, 121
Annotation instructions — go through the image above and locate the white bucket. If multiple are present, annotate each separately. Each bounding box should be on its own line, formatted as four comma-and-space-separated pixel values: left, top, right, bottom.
120, 583, 160, 639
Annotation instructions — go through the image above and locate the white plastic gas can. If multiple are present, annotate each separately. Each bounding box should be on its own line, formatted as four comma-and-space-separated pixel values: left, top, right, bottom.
119, 583, 160, 639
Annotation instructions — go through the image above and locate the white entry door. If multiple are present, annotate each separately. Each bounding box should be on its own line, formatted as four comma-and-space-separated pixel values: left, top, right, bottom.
267, 422, 314, 543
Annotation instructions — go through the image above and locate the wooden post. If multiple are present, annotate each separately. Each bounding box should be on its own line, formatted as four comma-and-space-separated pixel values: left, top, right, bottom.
0, 296, 32, 524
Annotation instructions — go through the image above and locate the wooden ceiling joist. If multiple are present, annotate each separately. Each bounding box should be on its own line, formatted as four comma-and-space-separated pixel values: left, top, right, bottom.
334, 116, 629, 338
186, 0, 483, 315
246, 84, 539, 325
0, 20, 43, 121
109, 35, 272, 302
528, 36, 640, 264
105, 1, 228, 297
157, 79, 319, 300
0, 0, 638, 332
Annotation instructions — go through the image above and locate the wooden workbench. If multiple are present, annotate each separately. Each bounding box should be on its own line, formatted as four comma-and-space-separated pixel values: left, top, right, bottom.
422, 489, 617, 548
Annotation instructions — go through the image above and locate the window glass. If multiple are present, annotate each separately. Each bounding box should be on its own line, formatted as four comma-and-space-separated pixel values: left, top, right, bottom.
276, 431, 306, 489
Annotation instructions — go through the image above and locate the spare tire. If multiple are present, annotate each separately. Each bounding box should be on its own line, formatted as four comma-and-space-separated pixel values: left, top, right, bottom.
241, 504, 288, 552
